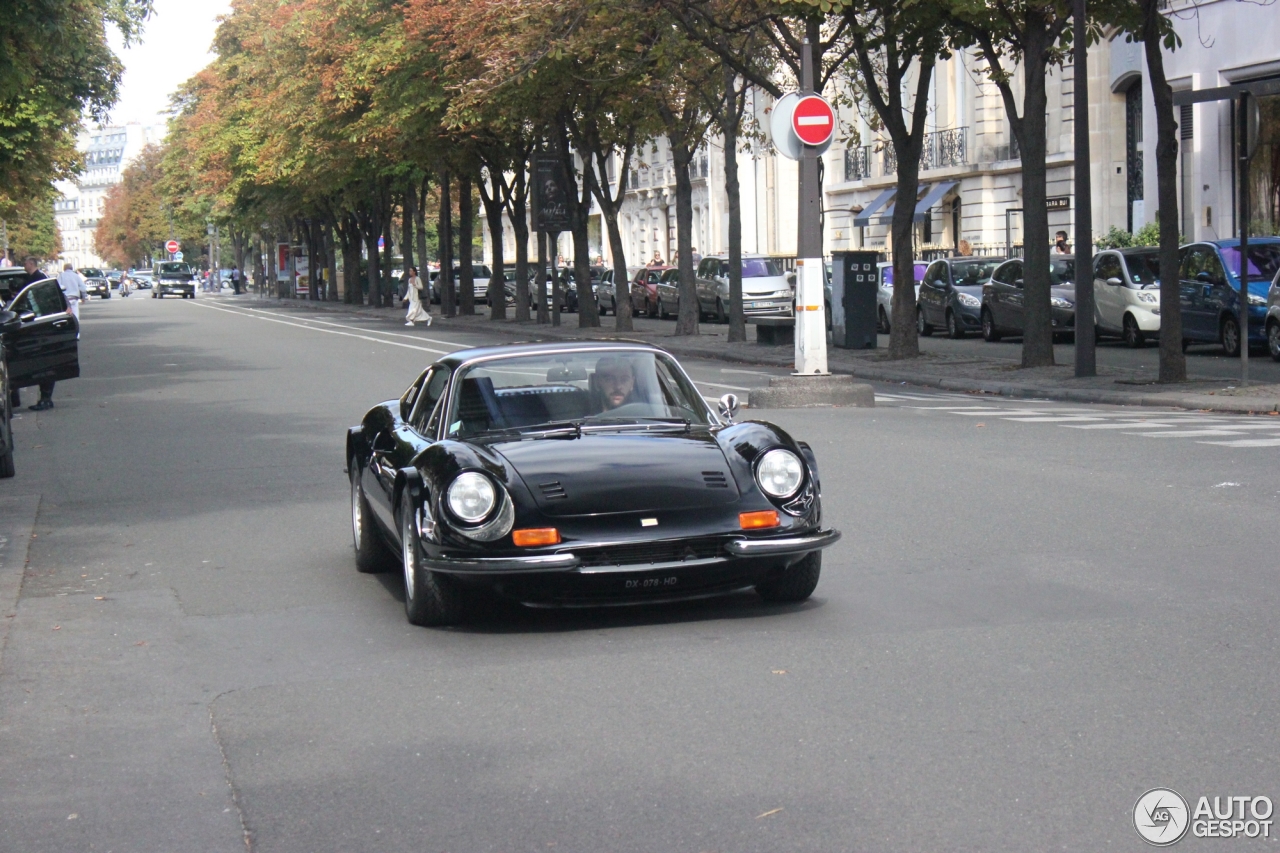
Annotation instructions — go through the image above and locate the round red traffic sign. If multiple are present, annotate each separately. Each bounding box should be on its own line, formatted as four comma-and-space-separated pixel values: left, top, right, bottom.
791, 95, 835, 147
165, 240, 180, 255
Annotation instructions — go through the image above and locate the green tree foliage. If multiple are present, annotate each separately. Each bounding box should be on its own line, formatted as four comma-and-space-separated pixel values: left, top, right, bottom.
4, 195, 61, 259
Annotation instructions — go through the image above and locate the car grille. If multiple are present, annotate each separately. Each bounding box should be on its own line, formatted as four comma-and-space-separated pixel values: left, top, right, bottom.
573, 538, 726, 568
539, 480, 568, 500
702, 471, 729, 489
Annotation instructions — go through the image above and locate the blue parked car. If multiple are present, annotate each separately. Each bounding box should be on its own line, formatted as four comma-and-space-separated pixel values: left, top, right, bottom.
1177, 239, 1280, 356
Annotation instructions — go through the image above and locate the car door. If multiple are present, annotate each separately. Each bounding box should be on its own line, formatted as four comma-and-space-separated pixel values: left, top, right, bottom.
920, 261, 948, 325
1094, 253, 1125, 332
1178, 246, 1216, 340
4, 279, 79, 390
988, 260, 1022, 331
1203, 248, 1234, 337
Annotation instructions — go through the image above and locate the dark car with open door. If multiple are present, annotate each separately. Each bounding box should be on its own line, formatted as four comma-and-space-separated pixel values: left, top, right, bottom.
0, 270, 81, 477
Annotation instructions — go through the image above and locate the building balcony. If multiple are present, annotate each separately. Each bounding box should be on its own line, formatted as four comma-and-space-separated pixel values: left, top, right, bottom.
882, 127, 971, 176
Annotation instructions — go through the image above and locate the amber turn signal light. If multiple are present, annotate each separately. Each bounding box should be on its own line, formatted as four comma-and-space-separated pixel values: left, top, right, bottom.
738, 510, 780, 530
512, 528, 561, 547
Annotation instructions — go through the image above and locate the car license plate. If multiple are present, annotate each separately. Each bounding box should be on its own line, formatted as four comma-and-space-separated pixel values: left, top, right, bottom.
624, 576, 679, 591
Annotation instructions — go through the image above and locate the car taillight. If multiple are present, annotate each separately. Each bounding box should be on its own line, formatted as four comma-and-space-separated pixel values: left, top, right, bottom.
512, 528, 561, 547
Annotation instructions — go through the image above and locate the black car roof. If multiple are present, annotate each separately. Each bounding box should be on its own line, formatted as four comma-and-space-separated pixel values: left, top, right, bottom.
436, 339, 668, 369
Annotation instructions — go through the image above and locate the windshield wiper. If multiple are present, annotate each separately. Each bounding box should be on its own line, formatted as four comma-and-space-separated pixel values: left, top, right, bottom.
581, 417, 692, 433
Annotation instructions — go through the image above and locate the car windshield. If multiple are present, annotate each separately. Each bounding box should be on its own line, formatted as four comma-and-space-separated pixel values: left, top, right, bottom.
1219, 244, 1280, 283
882, 263, 929, 286
79, 268, 104, 277
1049, 258, 1075, 285
447, 351, 711, 440
158, 263, 192, 276
952, 260, 999, 285
1125, 252, 1161, 284
742, 259, 783, 277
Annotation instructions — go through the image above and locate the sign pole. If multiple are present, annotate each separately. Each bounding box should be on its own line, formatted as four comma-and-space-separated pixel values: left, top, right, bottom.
795, 38, 828, 375
1238, 92, 1250, 387
1073, 0, 1096, 378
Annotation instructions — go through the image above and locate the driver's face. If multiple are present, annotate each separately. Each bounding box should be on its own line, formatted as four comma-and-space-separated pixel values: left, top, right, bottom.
597, 367, 634, 409
24, 259, 37, 274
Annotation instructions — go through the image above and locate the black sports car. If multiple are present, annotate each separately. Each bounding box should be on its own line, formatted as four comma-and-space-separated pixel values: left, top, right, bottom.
346, 341, 840, 626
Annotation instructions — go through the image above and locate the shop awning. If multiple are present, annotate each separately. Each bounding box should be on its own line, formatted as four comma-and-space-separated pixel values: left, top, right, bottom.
852, 187, 896, 227
876, 181, 959, 224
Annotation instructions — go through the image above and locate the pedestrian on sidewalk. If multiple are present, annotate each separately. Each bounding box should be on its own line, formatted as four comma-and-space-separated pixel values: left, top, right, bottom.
404, 266, 431, 326
1054, 231, 1071, 255
231, 265, 242, 294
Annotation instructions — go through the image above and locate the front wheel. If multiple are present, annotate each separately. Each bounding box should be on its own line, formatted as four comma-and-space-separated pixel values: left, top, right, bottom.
716, 298, 727, 324
351, 462, 392, 573
946, 310, 964, 339
917, 307, 934, 336
1122, 314, 1145, 348
658, 297, 668, 319
401, 500, 465, 627
756, 551, 822, 603
1222, 316, 1242, 357
878, 306, 890, 334
1268, 321, 1280, 362
0, 380, 14, 479
981, 308, 1001, 342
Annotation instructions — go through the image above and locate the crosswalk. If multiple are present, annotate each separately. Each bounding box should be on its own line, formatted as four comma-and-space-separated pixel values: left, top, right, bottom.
875, 389, 1280, 449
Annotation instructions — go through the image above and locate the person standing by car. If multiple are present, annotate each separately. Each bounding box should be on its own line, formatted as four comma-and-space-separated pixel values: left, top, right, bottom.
404, 266, 431, 326
55, 263, 88, 324
230, 265, 242, 294
1054, 231, 1071, 255
20, 256, 45, 286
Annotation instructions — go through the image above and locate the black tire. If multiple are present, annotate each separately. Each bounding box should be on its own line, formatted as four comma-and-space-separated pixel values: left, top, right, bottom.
400, 500, 465, 627
917, 307, 934, 336
647, 297, 657, 318
350, 461, 392, 573
1222, 315, 1241, 357
824, 301, 832, 332
1268, 321, 1280, 362
878, 306, 890, 334
981, 308, 1001, 342
946, 310, 964, 339
756, 551, 822, 603
658, 297, 667, 319
0, 379, 15, 479
716, 298, 727, 324
1122, 314, 1145, 348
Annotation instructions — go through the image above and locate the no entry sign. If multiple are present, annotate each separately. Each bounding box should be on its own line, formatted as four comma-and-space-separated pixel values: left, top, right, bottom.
165, 240, 180, 255
791, 95, 835, 147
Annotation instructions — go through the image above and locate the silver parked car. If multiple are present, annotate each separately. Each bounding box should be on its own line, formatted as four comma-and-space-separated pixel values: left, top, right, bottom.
694, 255, 795, 322
875, 260, 928, 333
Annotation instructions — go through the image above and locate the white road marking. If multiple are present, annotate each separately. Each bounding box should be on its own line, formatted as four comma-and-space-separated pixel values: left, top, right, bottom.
212, 302, 465, 348
1138, 429, 1253, 438
189, 302, 453, 355
1200, 438, 1280, 447
696, 380, 757, 392
720, 368, 773, 376
999, 416, 1107, 423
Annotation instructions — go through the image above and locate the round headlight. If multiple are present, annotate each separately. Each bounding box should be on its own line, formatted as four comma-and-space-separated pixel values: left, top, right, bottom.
755, 449, 804, 499
447, 472, 496, 523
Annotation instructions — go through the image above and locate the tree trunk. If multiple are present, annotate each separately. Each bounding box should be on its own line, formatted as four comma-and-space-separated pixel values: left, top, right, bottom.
536, 229, 549, 323
326, 221, 338, 302
571, 190, 599, 329
253, 236, 265, 296
458, 173, 475, 315
307, 220, 320, 301
724, 111, 745, 342
341, 214, 362, 305
361, 207, 382, 309
1142, 0, 1187, 382
381, 203, 394, 307
482, 171, 506, 321
403, 184, 416, 276
602, 206, 632, 332
512, 169, 531, 322
1017, 28, 1054, 368
415, 180, 429, 279
440, 172, 455, 317
670, 132, 698, 336
266, 232, 277, 298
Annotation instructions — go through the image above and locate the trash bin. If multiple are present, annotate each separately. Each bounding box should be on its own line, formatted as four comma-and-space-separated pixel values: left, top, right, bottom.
830, 250, 880, 349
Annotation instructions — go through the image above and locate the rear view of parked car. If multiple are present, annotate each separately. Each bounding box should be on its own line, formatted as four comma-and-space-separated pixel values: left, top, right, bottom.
916, 257, 1002, 339
1092, 248, 1162, 347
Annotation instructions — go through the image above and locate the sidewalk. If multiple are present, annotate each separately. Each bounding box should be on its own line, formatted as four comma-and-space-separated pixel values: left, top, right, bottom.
229, 294, 1280, 414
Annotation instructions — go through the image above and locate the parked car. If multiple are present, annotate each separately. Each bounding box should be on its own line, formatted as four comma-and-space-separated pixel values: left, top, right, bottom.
151, 261, 196, 298
694, 255, 796, 322
630, 266, 671, 317
345, 341, 840, 626
430, 264, 493, 304
1266, 266, 1280, 361
916, 257, 1003, 338
0, 272, 81, 477
1177, 239, 1280, 356
981, 256, 1077, 341
655, 268, 684, 318
1092, 248, 1162, 348
78, 268, 111, 299
596, 268, 623, 316
875, 260, 929, 333
129, 269, 153, 289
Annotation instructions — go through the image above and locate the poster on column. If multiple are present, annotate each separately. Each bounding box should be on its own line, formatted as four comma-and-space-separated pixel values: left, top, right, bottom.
295, 256, 309, 296
277, 243, 291, 280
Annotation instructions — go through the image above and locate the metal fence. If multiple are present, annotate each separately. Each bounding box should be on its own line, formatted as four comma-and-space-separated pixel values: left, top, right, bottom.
883, 127, 970, 176
844, 145, 871, 181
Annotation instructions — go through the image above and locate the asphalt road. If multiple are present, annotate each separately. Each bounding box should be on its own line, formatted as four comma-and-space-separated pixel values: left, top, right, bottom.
1, 293, 1277, 852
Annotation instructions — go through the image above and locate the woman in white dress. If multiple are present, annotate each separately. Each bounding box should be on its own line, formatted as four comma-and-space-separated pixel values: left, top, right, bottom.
404, 266, 431, 326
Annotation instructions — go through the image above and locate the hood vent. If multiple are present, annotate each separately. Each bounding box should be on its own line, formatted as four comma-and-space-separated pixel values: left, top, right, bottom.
702, 471, 729, 489
539, 480, 568, 500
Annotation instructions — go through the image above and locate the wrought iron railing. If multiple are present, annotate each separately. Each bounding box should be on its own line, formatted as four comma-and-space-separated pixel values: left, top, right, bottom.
882, 127, 970, 175
844, 145, 871, 181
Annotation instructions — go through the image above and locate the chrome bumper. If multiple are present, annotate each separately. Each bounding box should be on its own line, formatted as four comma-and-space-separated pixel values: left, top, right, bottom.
427, 528, 840, 575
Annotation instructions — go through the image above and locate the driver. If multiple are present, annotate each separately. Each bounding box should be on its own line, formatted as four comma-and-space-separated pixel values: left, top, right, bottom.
593, 355, 637, 411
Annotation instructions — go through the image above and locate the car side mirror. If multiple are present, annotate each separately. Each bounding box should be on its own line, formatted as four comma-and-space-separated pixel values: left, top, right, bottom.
0, 309, 17, 333
1014, 278, 1024, 288
1196, 271, 1212, 283
718, 393, 739, 424
1106, 277, 1123, 287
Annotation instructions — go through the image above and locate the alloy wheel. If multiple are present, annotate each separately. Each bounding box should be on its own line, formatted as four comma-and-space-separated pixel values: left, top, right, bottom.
1222, 317, 1241, 357
1269, 322, 1280, 362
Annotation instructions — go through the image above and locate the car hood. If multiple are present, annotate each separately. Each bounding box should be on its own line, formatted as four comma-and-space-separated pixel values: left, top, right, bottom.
743, 275, 790, 295
492, 431, 740, 516
954, 283, 985, 296
1052, 283, 1075, 301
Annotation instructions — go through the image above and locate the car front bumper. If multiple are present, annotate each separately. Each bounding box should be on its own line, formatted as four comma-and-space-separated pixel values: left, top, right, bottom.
424, 527, 840, 575
743, 297, 794, 316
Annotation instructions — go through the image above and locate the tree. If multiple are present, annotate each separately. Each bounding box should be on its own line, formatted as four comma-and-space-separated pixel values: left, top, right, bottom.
99, 144, 201, 268
4, 195, 61, 260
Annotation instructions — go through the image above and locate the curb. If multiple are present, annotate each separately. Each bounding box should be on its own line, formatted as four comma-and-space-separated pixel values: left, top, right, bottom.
229, 296, 1280, 416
